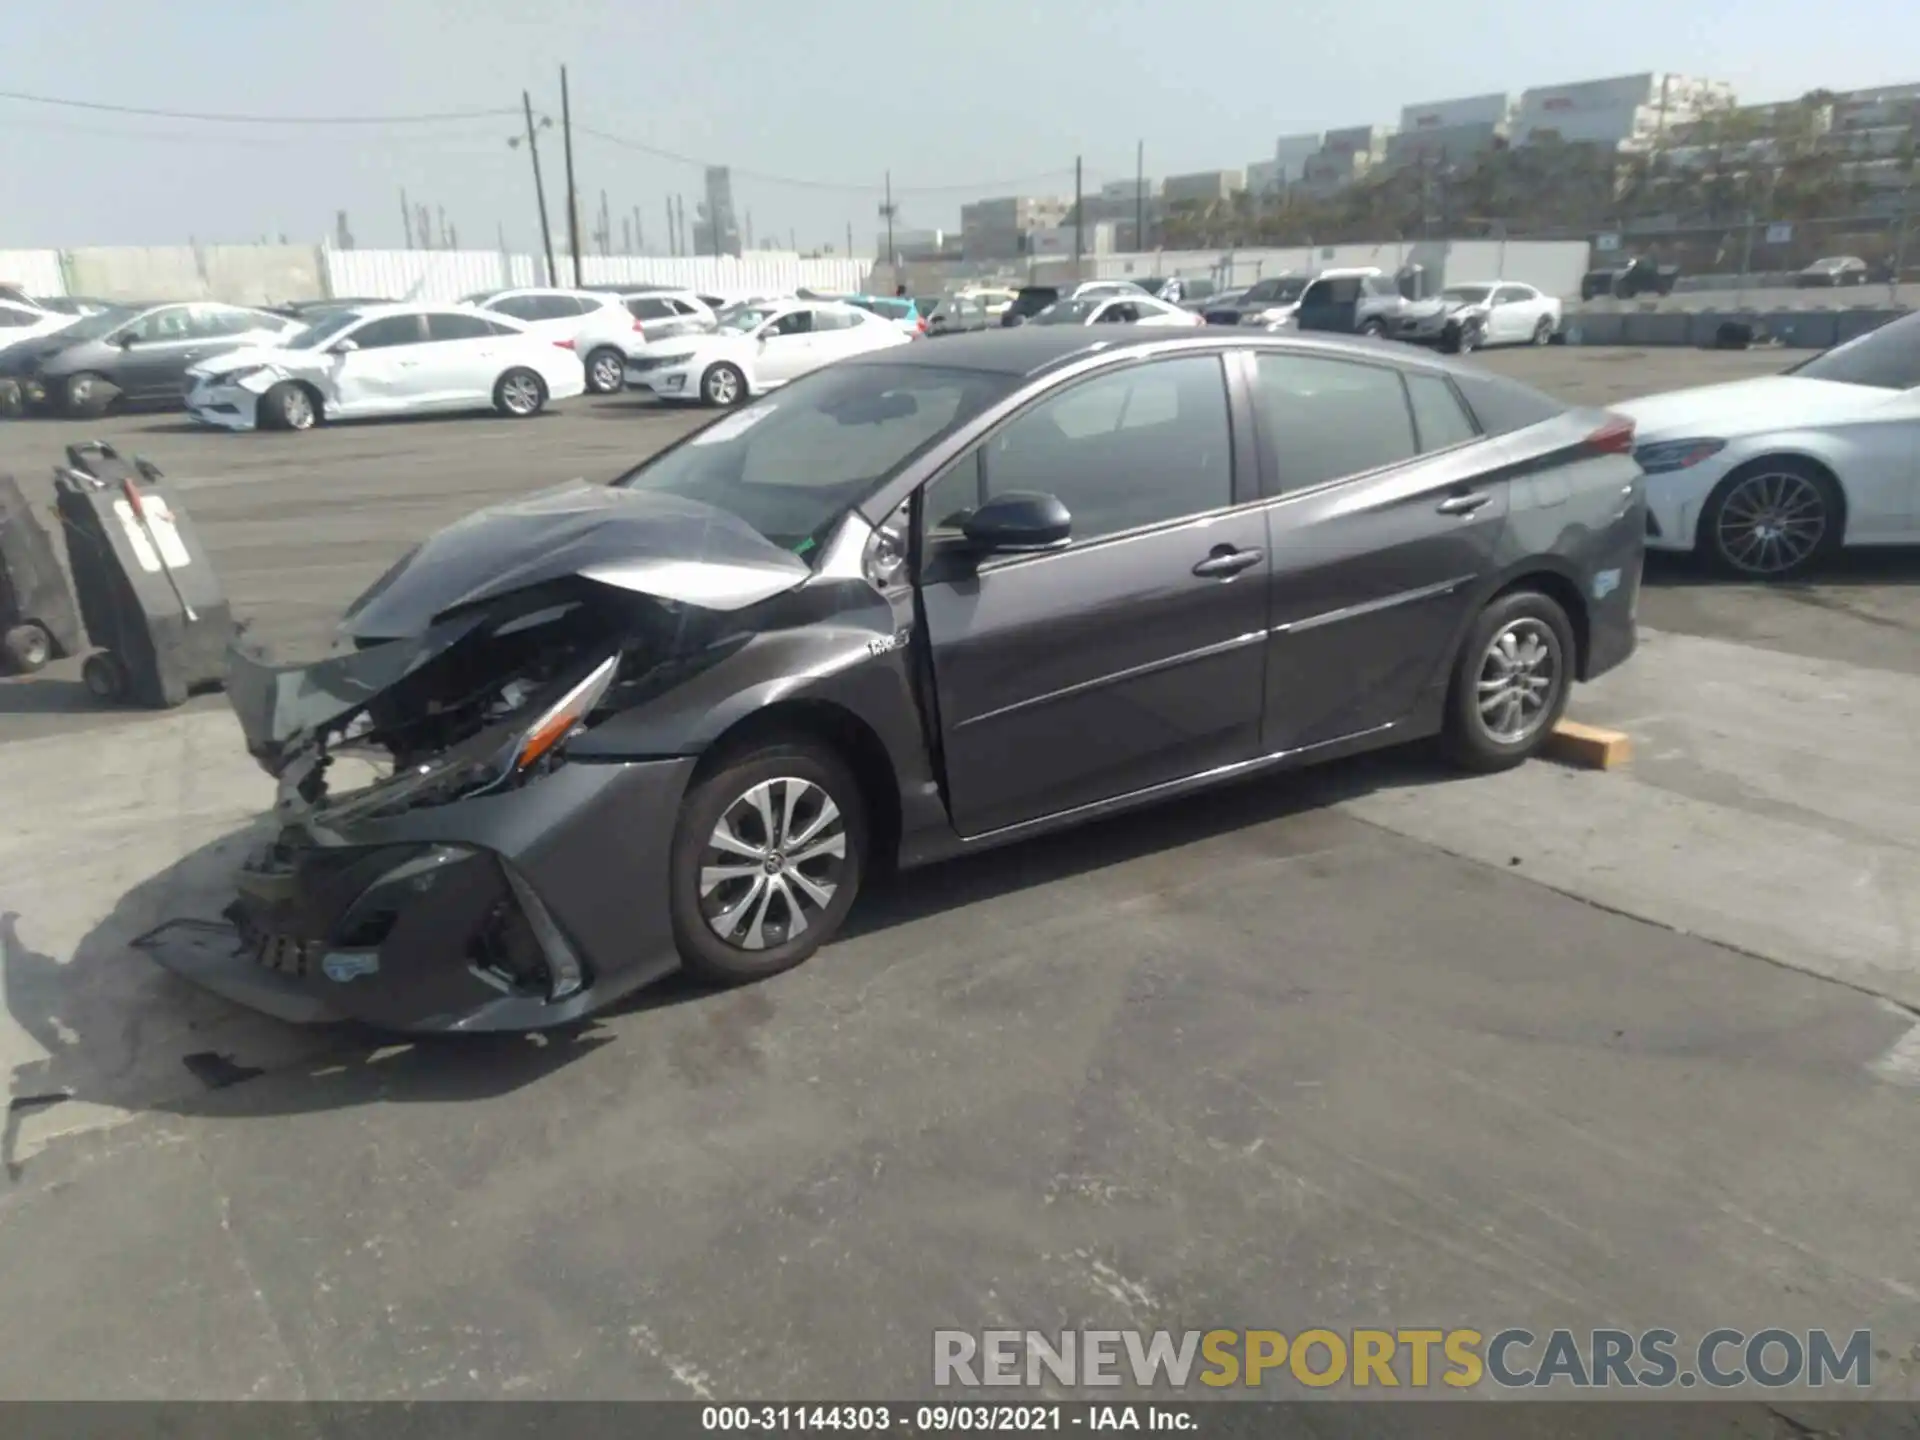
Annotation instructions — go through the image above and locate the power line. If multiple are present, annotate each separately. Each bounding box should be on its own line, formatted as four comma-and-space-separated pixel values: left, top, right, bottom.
574, 121, 1079, 195
0, 88, 519, 126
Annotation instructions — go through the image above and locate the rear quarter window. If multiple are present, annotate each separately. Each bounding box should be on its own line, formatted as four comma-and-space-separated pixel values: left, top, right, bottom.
1448, 370, 1566, 437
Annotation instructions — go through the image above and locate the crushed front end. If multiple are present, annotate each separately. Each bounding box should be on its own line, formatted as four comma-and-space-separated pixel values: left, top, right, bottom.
206, 582, 704, 1032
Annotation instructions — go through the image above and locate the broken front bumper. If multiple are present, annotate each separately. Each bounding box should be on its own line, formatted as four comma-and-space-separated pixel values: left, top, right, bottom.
152, 756, 697, 1032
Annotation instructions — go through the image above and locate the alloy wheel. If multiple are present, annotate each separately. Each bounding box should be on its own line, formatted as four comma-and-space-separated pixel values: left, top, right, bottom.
705, 366, 740, 405
699, 777, 848, 951
282, 388, 314, 429
1475, 619, 1560, 745
502, 374, 541, 415
590, 352, 624, 391
1713, 470, 1828, 576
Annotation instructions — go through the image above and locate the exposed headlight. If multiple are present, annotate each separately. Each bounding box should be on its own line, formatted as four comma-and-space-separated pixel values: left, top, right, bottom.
1633, 438, 1727, 474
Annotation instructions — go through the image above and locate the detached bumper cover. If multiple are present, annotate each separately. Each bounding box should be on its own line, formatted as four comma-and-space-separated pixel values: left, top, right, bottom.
154, 755, 697, 1032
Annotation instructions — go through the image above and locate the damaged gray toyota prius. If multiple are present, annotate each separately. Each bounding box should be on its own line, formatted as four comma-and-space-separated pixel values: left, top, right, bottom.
191, 327, 1644, 1032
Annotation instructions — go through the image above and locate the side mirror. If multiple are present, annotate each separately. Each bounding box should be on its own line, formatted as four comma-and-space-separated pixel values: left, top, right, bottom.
114, 333, 136, 348
961, 491, 1071, 553
329, 338, 359, 354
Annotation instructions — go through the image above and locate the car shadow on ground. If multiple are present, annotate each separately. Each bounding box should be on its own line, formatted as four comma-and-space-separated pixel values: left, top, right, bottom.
1, 742, 1453, 1159
0, 676, 95, 714
1642, 547, 1920, 591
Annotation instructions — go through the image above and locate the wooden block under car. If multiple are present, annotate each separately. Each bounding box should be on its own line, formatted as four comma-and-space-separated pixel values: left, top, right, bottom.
1544, 719, 1632, 771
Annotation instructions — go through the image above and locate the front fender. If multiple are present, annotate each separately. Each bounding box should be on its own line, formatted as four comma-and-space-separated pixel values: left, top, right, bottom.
567, 581, 935, 789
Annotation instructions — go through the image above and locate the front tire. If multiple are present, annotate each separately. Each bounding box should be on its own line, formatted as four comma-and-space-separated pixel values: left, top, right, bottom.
1532, 317, 1554, 346
1359, 318, 1386, 338
584, 346, 626, 395
1441, 589, 1575, 773
701, 361, 747, 407
669, 740, 867, 985
65, 371, 112, 416
1698, 458, 1841, 580
260, 381, 317, 431
493, 367, 547, 418
1, 622, 52, 674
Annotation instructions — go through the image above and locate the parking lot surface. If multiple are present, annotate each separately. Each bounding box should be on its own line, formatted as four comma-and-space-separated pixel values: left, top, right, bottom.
0, 347, 1916, 1401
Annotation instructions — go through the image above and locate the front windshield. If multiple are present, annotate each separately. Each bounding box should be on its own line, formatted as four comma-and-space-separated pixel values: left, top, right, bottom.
284, 310, 366, 349
1242, 277, 1307, 304
1441, 286, 1493, 304
1033, 300, 1100, 325
612, 363, 1018, 553
718, 306, 777, 333
1785, 312, 1920, 390
1134, 278, 1168, 296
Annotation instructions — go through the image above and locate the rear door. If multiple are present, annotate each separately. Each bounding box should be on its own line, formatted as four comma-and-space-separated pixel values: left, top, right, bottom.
1243, 350, 1509, 752
422, 311, 507, 404
917, 352, 1268, 837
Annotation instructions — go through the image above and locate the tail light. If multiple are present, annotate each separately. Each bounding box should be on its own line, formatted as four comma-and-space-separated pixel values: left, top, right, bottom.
1585, 415, 1635, 455
632, 319, 647, 336
554, 338, 576, 350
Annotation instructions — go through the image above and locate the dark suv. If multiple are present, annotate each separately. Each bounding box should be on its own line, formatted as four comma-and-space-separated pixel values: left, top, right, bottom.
999, 287, 1061, 327
1294, 272, 1412, 337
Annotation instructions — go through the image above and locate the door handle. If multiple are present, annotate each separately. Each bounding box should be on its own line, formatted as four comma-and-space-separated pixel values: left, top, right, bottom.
1192, 546, 1264, 579
1437, 491, 1491, 516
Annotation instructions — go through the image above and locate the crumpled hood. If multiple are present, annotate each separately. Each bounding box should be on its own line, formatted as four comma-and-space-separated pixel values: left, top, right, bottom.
1610, 375, 1899, 438
0, 332, 89, 378
189, 344, 296, 380
341, 480, 810, 640
1402, 297, 1478, 320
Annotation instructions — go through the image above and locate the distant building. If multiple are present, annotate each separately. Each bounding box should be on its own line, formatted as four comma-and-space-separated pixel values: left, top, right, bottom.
877, 227, 955, 262
1162, 168, 1246, 206
690, 166, 743, 258
1273, 133, 1322, 186
1030, 221, 1117, 257
1512, 74, 1733, 150
1300, 125, 1395, 194
960, 195, 1070, 259
1386, 93, 1512, 168
1246, 159, 1283, 196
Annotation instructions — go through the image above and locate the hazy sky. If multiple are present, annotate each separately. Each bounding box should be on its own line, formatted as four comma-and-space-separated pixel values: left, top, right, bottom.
3, 0, 1917, 256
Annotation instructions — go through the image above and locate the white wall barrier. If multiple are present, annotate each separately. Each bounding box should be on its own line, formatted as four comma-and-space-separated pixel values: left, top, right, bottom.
321, 248, 869, 303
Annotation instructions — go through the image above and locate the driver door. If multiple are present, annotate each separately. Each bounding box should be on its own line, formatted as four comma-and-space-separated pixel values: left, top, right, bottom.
754, 308, 817, 385
915, 352, 1268, 838
325, 313, 430, 414
114, 305, 220, 400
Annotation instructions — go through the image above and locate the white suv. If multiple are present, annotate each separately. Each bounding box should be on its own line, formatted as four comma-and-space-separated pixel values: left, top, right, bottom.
457, 288, 641, 394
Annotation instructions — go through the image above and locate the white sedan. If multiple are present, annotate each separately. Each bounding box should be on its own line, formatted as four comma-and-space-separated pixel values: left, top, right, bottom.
1392, 282, 1562, 353
1611, 311, 1920, 577
626, 299, 907, 406
184, 303, 586, 431
1028, 294, 1204, 328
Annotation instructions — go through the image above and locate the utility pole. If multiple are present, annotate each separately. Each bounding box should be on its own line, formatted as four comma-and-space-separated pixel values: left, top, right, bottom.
597, 189, 610, 256
665, 198, 677, 257
1073, 155, 1084, 277
879, 170, 898, 280
846, 221, 854, 258
417, 204, 433, 251
520, 90, 557, 287
436, 205, 448, 248
560, 67, 583, 286
621, 216, 631, 254
400, 189, 413, 248
633, 204, 643, 255
744, 209, 754, 251
1135, 140, 1144, 249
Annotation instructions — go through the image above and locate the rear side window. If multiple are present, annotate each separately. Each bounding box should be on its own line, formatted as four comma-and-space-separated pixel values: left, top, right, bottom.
1449, 371, 1567, 436
628, 297, 673, 320
1250, 352, 1418, 493
1405, 372, 1479, 451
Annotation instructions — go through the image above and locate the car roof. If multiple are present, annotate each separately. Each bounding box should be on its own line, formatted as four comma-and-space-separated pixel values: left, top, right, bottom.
842, 325, 1480, 378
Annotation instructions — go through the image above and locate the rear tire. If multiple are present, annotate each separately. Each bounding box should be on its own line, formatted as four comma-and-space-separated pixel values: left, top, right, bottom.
701, 361, 747, 407
260, 381, 317, 431
1359, 318, 1386, 338
0, 379, 22, 419
493, 367, 547, 418
1, 622, 52, 674
584, 346, 626, 395
1532, 317, 1554, 346
1440, 589, 1576, 773
668, 740, 867, 985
